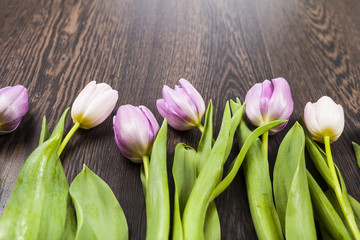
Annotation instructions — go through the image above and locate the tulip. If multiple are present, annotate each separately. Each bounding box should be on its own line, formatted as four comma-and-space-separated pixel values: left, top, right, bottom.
71, 81, 118, 130
244, 77, 293, 135
58, 81, 118, 156
113, 105, 159, 163
0, 85, 28, 135
304, 96, 344, 143
156, 78, 205, 131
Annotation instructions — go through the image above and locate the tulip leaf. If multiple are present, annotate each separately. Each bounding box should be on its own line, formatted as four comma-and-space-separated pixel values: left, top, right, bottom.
348, 195, 360, 228
203, 201, 221, 240
352, 142, 360, 169
0, 133, 76, 240
39, 116, 50, 145
273, 122, 316, 239
232, 98, 283, 240
69, 165, 128, 240
172, 143, 197, 240
307, 171, 351, 240
146, 120, 170, 240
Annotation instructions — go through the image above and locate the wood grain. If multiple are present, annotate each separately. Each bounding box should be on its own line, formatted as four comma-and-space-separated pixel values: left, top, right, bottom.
0, 0, 359, 239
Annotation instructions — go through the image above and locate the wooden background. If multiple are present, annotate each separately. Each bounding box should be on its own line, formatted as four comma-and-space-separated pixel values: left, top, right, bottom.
1, 0, 359, 238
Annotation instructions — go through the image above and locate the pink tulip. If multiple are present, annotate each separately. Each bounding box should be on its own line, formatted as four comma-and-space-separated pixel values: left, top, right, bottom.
156, 78, 205, 131
0, 85, 28, 135
71, 81, 118, 129
113, 105, 159, 163
304, 96, 344, 143
245, 77, 293, 135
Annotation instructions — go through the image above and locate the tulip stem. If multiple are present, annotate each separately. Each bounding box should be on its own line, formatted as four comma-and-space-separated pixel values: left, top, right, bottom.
142, 155, 150, 187
324, 136, 360, 240
58, 122, 81, 156
262, 131, 269, 159
197, 124, 204, 133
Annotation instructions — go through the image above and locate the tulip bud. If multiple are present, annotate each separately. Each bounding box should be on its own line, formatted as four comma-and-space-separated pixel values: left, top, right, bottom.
304, 96, 344, 143
113, 105, 159, 163
0, 85, 28, 135
244, 77, 293, 135
156, 78, 205, 131
71, 81, 118, 129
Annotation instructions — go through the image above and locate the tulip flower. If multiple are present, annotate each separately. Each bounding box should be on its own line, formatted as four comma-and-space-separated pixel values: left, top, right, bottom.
113, 105, 159, 163
71, 81, 118, 130
304, 96, 360, 239
156, 78, 205, 131
304, 96, 344, 143
244, 77, 293, 135
0, 85, 28, 135
58, 81, 118, 155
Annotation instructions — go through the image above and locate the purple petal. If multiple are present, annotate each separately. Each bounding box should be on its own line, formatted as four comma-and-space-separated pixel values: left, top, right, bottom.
244, 83, 263, 127
156, 99, 196, 130
0, 85, 28, 124
266, 77, 293, 122
179, 78, 206, 119
0, 118, 22, 135
139, 105, 160, 138
162, 85, 198, 123
259, 80, 273, 117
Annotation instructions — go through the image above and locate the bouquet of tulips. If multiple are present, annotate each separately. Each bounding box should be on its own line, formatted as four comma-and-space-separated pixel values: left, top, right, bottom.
1, 76, 360, 240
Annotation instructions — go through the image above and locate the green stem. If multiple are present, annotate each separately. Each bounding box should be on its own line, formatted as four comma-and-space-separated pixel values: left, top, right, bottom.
197, 124, 204, 133
142, 155, 150, 187
324, 136, 360, 240
262, 131, 269, 159
58, 122, 81, 156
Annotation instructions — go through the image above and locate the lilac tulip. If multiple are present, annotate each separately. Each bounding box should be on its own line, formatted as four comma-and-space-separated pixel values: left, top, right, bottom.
244, 77, 293, 135
156, 78, 205, 131
113, 105, 159, 163
304, 96, 344, 143
0, 85, 28, 135
71, 81, 118, 129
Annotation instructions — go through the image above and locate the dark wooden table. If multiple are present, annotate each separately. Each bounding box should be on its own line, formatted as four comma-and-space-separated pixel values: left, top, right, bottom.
1, 0, 359, 239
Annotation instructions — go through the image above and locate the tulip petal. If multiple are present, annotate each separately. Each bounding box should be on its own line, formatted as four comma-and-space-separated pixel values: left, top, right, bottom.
162, 86, 198, 124
156, 99, 196, 130
0, 118, 22, 135
139, 105, 160, 138
245, 83, 264, 127
71, 81, 97, 123
0, 85, 28, 124
266, 78, 293, 122
259, 80, 273, 118
304, 102, 324, 142
79, 89, 118, 129
179, 78, 206, 119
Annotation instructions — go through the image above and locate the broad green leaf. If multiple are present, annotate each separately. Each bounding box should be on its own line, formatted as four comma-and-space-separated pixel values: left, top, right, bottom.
0, 133, 76, 240
307, 171, 351, 240
319, 224, 335, 240
38, 108, 69, 146
352, 142, 360, 169
273, 123, 316, 239
146, 120, 170, 240
203, 201, 221, 240
172, 143, 197, 240
348, 195, 360, 228
232, 99, 283, 240
69, 165, 128, 240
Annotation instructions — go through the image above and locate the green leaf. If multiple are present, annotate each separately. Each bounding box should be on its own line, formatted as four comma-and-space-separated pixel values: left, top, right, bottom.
38, 116, 50, 146
0, 133, 76, 240
273, 122, 316, 239
307, 171, 351, 240
352, 142, 360, 169
232, 99, 283, 240
203, 201, 221, 240
348, 195, 360, 228
146, 120, 170, 240
69, 165, 128, 240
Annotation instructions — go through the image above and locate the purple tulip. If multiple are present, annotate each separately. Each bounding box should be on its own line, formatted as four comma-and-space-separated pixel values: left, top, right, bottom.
113, 105, 160, 163
0, 85, 28, 135
304, 96, 344, 143
244, 77, 293, 135
156, 78, 205, 131
71, 81, 118, 129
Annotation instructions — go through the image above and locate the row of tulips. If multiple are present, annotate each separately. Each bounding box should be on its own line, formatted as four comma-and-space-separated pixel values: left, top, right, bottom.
0, 77, 360, 240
